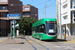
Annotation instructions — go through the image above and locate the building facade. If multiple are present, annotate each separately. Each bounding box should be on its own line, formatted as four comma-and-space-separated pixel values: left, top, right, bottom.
23, 4, 38, 19
56, 0, 75, 36
0, 0, 38, 36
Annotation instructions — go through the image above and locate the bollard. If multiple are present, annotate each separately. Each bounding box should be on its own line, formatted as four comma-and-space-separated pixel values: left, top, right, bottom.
23, 31, 25, 36
64, 33, 66, 40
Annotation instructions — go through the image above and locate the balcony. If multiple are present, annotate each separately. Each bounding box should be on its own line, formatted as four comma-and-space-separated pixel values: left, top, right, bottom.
0, 10, 9, 12
0, 17, 8, 20
23, 5, 30, 12
0, 0, 8, 5
23, 15, 30, 17
23, 10, 30, 12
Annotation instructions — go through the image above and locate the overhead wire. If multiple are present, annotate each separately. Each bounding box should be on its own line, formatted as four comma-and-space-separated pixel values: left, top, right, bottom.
39, 0, 56, 10
34, 0, 51, 6
46, 0, 56, 8
39, 0, 56, 14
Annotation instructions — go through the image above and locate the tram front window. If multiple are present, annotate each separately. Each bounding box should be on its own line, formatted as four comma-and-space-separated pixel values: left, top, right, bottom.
46, 21, 57, 35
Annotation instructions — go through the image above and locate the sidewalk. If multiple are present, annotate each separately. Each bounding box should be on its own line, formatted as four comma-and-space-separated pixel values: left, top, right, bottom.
2, 35, 25, 44
0, 37, 8, 43
58, 34, 75, 41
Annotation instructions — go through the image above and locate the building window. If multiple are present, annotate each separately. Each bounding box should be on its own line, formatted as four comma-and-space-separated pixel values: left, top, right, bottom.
72, 0, 75, 8
74, 11, 75, 17
74, 19, 75, 21
0, 12, 8, 17
0, 6, 7, 10
63, 15, 67, 19
63, 4, 67, 9
0, 0, 7, 2
23, 12, 30, 15
11, 4, 13, 6
24, 7, 29, 10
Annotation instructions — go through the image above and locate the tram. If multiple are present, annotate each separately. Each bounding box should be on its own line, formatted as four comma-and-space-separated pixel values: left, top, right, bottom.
32, 18, 57, 40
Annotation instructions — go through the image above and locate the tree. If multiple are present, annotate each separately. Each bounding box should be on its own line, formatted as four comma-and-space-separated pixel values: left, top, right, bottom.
18, 16, 38, 35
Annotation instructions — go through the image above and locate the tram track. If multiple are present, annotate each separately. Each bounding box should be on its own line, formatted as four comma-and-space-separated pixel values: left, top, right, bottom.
41, 40, 73, 50
26, 37, 50, 50
25, 37, 37, 50
27, 36, 72, 50
39, 39, 72, 50
23, 36, 75, 50
50, 42, 75, 50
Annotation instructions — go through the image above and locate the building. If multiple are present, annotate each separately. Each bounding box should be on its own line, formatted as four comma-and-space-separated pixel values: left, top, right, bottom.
0, 0, 38, 36
56, 0, 75, 36
23, 4, 38, 19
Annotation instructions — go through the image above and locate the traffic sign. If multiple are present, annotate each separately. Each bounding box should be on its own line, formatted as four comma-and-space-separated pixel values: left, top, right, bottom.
7, 14, 20, 19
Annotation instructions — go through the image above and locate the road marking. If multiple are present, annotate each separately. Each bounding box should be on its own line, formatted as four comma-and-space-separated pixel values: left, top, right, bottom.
43, 41, 47, 43
63, 42, 68, 43
0, 40, 2, 42
58, 42, 63, 43
67, 41, 72, 42
36, 41, 40, 43
71, 41, 75, 43
29, 41, 33, 43
66, 40, 75, 43
71, 42, 75, 43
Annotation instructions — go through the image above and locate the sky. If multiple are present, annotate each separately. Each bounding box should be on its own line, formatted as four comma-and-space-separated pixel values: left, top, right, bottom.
20, 0, 57, 20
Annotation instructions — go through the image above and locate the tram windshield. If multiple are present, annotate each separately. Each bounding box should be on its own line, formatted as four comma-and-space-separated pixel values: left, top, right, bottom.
45, 21, 57, 35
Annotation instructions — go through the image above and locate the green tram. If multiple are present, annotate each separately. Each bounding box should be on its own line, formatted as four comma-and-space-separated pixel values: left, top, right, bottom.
32, 18, 57, 40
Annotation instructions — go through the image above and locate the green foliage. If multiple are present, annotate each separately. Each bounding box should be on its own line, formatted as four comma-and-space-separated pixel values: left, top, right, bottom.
18, 16, 38, 35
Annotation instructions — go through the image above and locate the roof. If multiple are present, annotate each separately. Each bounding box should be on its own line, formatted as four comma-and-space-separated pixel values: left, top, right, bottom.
32, 18, 56, 28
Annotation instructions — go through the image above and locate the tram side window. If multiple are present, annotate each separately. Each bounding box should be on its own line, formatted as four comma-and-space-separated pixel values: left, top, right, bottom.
32, 28, 34, 33
36, 26, 40, 32
35, 27, 37, 33
32, 28, 34, 31
34, 27, 36, 33
40, 24, 46, 33
36, 27, 38, 32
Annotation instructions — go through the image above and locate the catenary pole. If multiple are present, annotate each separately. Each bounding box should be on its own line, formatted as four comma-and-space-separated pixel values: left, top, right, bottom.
59, 0, 62, 39
44, 0, 46, 18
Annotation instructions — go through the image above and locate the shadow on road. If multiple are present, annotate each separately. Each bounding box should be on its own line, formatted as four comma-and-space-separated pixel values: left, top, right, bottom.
42, 39, 68, 42
0, 36, 8, 38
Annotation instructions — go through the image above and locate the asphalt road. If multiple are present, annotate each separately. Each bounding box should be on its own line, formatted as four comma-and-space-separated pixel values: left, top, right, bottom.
0, 36, 75, 50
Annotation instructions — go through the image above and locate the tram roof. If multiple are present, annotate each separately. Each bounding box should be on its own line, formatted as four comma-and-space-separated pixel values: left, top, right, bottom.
32, 18, 56, 28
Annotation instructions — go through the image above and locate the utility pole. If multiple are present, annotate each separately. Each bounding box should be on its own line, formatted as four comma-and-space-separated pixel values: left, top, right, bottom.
59, 0, 62, 39
44, 0, 46, 18
13, 20, 15, 41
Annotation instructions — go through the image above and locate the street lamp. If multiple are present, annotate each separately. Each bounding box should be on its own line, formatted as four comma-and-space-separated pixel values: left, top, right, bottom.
44, 0, 50, 18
